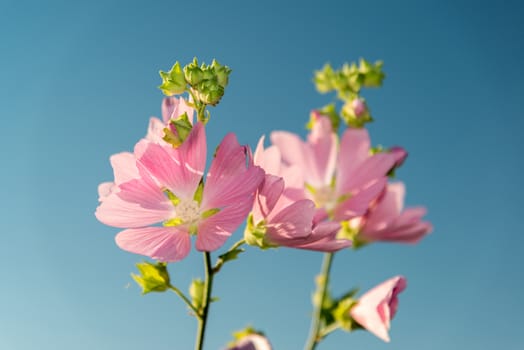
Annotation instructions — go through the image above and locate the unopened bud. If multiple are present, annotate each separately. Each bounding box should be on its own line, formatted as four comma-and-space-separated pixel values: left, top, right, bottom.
159, 62, 186, 96
132, 261, 170, 294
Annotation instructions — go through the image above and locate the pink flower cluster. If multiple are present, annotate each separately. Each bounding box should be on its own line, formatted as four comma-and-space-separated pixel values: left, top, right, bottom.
95, 96, 432, 344
248, 112, 432, 251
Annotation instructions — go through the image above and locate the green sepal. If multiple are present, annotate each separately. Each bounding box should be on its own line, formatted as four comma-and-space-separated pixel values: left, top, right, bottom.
332, 293, 359, 331
163, 189, 180, 206
131, 261, 170, 295
201, 208, 220, 219
162, 112, 193, 148
189, 278, 205, 311
244, 214, 277, 249
163, 217, 184, 227
193, 179, 205, 205
337, 221, 359, 242
337, 221, 369, 249
159, 61, 186, 96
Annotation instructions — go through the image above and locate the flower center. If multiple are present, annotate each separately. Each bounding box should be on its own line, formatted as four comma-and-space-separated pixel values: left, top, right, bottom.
311, 185, 337, 211
175, 199, 201, 225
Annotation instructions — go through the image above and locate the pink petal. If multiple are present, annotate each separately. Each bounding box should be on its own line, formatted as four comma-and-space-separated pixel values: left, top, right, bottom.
252, 175, 285, 222
336, 128, 371, 191
161, 96, 195, 124
265, 199, 315, 241
333, 177, 387, 220
291, 221, 351, 252
338, 153, 395, 194
137, 123, 206, 199
364, 182, 405, 231
95, 191, 172, 228
115, 226, 191, 262
145, 117, 166, 143
195, 199, 254, 251
98, 182, 115, 202
374, 221, 433, 244
307, 115, 338, 186
254, 136, 282, 176
202, 133, 264, 209
110, 152, 139, 185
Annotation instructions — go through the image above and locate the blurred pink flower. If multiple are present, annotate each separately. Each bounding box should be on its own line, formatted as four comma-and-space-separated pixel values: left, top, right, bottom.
96, 124, 264, 261
350, 276, 407, 342
356, 182, 432, 244
264, 114, 397, 222
226, 334, 273, 350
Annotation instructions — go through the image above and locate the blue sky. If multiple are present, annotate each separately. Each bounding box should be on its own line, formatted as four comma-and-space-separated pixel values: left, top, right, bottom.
1, 0, 523, 349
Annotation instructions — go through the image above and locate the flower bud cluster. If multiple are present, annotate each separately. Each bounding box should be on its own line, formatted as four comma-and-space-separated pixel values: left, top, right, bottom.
313, 58, 384, 129
159, 58, 232, 107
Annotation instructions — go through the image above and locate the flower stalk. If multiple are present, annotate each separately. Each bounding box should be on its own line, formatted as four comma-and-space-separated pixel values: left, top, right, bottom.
305, 252, 334, 350
195, 252, 214, 350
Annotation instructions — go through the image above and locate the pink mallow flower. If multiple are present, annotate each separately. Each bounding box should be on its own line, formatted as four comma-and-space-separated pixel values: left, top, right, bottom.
246, 173, 350, 252
267, 113, 397, 223
350, 276, 407, 342
354, 182, 432, 244
95, 123, 264, 262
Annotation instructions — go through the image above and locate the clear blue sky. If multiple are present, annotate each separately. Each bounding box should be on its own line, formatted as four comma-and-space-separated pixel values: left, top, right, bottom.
1, 0, 523, 349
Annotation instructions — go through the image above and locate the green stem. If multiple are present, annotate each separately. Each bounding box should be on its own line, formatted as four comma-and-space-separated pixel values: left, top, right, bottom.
318, 322, 340, 339
195, 252, 214, 350
169, 285, 200, 318
304, 252, 334, 350
213, 239, 246, 273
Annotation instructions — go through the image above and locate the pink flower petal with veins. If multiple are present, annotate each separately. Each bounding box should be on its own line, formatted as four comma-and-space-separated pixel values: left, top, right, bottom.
137, 123, 206, 199
196, 199, 256, 251
115, 226, 191, 262
202, 133, 264, 210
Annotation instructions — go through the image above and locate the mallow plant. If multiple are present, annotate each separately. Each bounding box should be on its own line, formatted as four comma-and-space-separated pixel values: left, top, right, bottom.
95, 57, 432, 350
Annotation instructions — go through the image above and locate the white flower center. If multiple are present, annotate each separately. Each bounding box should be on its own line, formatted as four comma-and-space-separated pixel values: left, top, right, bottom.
175, 199, 201, 225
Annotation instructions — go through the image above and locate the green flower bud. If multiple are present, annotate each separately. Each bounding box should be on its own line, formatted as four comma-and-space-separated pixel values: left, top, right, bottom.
314, 63, 336, 93
341, 98, 373, 128
358, 58, 385, 87
196, 80, 225, 105
211, 59, 232, 87
183, 63, 204, 86
189, 278, 205, 311
132, 261, 170, 294
158, 62, 186, 96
